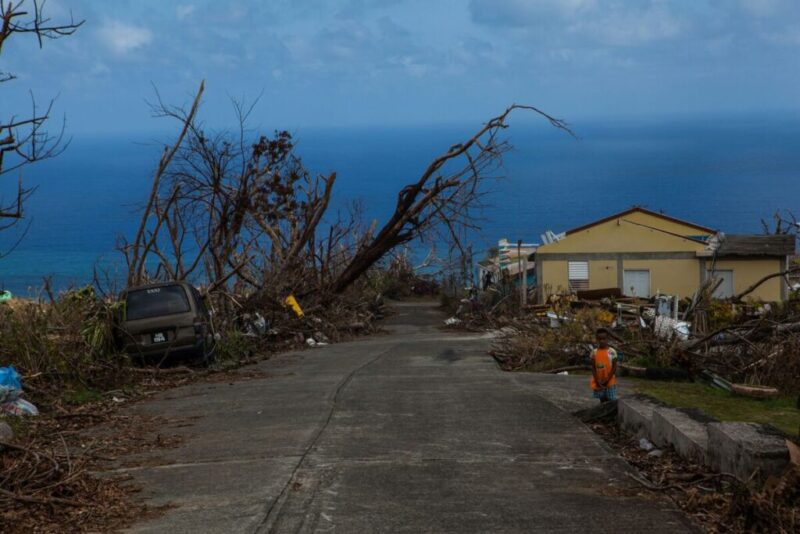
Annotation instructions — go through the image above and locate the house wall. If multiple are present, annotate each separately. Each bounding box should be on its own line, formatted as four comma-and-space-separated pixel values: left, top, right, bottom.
622, 259, 699, 298
620, 210, 711, 236
711, 257, 785, 302
534, 210, 787, 302
536, 211, 708, 301
536, 214, 707, 255
535, 255, 786, 302
537, 257, 700, 297
539, 260, 569, 300
589, 260, 617, 289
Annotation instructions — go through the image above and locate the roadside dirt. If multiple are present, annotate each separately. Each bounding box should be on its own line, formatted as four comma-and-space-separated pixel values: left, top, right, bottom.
589, 415, 799, 533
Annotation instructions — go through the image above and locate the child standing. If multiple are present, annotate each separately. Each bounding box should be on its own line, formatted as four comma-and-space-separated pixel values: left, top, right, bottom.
591, 327, 618, 403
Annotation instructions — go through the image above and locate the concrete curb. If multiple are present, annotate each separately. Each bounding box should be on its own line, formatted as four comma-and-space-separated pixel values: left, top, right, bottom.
707, 422, 791, 481
618, 397, 658, 438
614, 394, 790, 482
650, 407, 716, 465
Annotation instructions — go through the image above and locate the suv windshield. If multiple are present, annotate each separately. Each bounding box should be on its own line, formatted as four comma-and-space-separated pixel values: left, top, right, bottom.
125, 285, 190, 321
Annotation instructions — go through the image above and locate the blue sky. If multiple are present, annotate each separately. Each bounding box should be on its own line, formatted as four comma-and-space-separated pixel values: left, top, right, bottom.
4, 0, 800, 133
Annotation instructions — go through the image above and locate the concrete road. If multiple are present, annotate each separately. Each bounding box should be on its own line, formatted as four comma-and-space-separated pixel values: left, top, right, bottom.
124, 301, 693, 533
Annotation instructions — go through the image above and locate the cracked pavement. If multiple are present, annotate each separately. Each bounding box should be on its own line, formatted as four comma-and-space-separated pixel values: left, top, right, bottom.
122, 301, 693, 533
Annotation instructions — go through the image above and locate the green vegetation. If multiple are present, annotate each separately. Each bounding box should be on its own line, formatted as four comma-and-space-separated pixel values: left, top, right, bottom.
215, 331, 258, 363
631, 379, 800, 436
63, 387, 104, 405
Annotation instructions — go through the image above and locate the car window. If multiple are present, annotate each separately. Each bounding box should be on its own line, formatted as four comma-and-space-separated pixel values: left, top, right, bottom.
125, 285, 191, 321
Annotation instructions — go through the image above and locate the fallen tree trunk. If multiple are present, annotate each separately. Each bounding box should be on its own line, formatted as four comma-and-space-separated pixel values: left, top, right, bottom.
330, 104, 573, 293
731, 266, 800, 302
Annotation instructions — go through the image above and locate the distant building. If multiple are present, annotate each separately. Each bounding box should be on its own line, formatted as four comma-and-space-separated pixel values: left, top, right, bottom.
534, 207, 795, 302
478, 239, 537, 288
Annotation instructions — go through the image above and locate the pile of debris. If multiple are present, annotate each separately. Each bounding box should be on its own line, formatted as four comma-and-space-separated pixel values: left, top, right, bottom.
0, 434, 157, 533
483, 284, 799, 397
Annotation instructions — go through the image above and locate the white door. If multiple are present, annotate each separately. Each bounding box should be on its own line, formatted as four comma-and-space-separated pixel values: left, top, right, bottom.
623, 269, 650, 298
708, 270, 734, 298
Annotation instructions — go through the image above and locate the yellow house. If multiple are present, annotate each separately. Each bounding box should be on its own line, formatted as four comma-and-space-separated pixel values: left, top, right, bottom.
535, 207, 795, 302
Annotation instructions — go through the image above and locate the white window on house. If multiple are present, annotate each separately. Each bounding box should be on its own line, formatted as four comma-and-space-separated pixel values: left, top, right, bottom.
707, 270, 734, 299
568, 261, 589, 292
623, 269, 651, 298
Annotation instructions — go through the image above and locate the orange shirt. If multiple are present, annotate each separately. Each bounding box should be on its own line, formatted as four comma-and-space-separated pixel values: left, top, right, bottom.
591, 347, 617, 390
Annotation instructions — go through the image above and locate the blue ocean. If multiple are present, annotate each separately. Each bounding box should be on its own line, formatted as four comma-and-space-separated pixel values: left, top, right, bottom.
1, 115, 799, 296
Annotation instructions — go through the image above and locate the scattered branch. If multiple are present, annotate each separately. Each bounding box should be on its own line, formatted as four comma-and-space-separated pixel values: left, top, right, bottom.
0, 0, 82, 222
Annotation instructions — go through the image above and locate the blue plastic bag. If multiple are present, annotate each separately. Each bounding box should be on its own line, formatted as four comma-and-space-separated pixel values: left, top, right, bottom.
0, 366, 37, 416
0, 366, 22, 390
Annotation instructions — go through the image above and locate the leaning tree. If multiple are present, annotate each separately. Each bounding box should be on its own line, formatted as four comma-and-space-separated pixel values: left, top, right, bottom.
122, 83, 573, 306
328, 105, 574, 293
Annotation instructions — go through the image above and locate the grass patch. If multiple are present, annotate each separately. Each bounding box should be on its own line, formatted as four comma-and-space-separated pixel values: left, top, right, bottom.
63, 387, 104, 405
631, 379, 800, 436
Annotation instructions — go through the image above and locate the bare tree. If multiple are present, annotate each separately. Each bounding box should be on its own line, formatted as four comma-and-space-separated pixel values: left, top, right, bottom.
761, 210, 798, 236
329, 105, 573, 293
123, 85, 572, 317
0, 0, 83, 222
120, 83, 349, 313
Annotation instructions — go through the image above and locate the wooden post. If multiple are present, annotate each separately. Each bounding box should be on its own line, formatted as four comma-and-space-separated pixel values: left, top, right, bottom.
521, 256, 528, 308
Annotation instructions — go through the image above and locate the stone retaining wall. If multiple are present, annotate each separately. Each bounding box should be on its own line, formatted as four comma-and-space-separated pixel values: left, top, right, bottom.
616, 395, 791, 482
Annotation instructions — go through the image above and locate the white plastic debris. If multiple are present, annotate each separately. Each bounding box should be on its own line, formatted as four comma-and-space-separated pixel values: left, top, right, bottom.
638, 437, 655, 451
654, 315, 691, 341
314, 331, 331, 344
557, 371, 569, 376
251, 313, 267, 335
1, 398, 38, 416
306, 337, 328, 348
444, 317, 461, 326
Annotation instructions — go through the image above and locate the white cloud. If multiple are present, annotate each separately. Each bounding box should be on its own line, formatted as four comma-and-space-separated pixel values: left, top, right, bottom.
765, 27, 800, 45
97, 20, 153, 55
176, 5, 196, 20
551, 0, 597, 16
469, 0, 683, 44
573, 5, 683, 46
738, 0, 784, 17
90, 62, 111, 76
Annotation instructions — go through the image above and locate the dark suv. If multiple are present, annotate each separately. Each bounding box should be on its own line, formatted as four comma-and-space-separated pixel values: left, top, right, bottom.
116, 281, 216, 364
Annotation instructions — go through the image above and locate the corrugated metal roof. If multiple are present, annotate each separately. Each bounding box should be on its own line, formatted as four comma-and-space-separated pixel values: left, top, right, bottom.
715, 234, 795, 257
